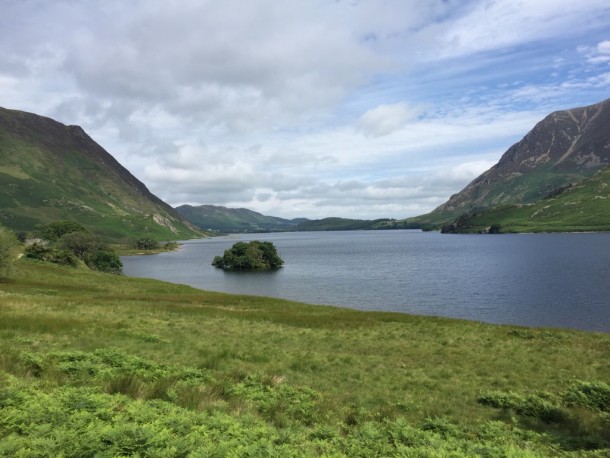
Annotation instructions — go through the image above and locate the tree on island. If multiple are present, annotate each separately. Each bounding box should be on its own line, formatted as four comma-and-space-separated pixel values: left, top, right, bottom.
212, 241, 284, 271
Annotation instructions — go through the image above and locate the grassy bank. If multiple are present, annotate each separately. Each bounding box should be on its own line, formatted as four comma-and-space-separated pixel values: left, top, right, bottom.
1, 260, 609, 456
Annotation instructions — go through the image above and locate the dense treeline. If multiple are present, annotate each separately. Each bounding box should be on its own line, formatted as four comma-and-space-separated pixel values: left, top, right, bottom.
24, 221, 123, 274
213, 241, 284, 271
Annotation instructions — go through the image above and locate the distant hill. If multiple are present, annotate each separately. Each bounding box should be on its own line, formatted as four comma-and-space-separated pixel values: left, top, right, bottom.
294, 217, 397, 231
0, 107, 202, 241
175, 204, 308, 232
410, 98, 610, 229
176, 205, 406, 233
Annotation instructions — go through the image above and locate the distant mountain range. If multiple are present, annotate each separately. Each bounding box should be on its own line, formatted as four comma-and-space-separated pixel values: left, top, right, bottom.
0, 107, 201, 241
175, 204, 307, 232
409, 98, 610, 232
175, 205, 404, 233
2, 98, 609, 239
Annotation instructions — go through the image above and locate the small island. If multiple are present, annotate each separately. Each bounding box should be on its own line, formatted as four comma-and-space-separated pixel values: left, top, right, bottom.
212, 240, 284, 271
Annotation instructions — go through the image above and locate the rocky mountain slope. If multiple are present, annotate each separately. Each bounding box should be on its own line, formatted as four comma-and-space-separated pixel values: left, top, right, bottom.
441, 166, 610, 233
176, 204, 307, 232
418, 98, 610, 226
0, 107, 201, 241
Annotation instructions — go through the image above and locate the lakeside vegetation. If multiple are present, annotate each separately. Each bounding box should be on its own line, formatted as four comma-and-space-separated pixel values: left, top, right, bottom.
0, 257, 609, 456
213, 241, 284, 271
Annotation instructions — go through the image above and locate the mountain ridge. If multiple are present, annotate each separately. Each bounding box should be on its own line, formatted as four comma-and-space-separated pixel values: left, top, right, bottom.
413, 98, 610, 227
175, 204, 308, 232
440, 165, 610, 233
0, 106, 201, 241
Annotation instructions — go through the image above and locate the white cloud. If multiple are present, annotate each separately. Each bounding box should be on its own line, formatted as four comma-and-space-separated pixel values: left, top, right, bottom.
357, 102, 422, 137
2, 1, 610, 219
581, 40, 610, 64
435, 0, 610, 59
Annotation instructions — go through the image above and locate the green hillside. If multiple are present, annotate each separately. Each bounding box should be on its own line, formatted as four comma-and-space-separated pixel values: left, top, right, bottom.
441, 166, 610, 233
407, 99, 610, 231
176, 204, 306, 232
1, 259, 609, 456
0, 107, 202, 242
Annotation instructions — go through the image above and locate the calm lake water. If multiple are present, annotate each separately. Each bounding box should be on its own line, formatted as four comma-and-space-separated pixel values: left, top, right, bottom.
122, 230, 610, 333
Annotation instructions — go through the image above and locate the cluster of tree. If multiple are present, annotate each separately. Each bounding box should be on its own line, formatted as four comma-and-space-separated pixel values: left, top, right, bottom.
133, 237, 179, 252
0, 221, 185, 278
212, 241, 284, 271
134, 237, 160, 250
24, 221, 123, 274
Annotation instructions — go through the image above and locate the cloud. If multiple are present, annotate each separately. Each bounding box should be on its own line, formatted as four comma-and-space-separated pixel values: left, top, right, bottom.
138, 105, 538, 219
32, 1, 394, 134
357, 102, 422, 137
580, 40, 610, 64
2, 1, 610, 220
434, 0, 610, 59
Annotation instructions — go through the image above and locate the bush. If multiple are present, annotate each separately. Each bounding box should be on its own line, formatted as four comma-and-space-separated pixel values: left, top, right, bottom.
24, 244, 78, 267
564, 381, 610, 412
25, 226, 123, 274
49, 249, 79, 267
135, 237, 159, 250
57, 232, 123, 274
164, 241, 179, 251
478, 391, 570, 424
34, 220, 87, 242
24, 243, 51, 261
212, 241, 284, 271
88, 249, 123, 274
57, 232, 102, 258
0, 226, 20, 278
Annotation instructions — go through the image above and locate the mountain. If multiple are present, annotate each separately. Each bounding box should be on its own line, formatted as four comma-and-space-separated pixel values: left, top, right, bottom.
0, 107, 201, 241
414, 98, 610, 227
440, 166, 610, 233
175, 204, 308, 232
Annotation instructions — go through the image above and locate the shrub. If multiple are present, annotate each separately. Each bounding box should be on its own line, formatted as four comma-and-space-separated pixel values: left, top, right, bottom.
24, 242, 51, 261
24, 244, 78, 267
164, 241, 179, 251
49, 249, 79, 267
57, 231, 102, 259
564, 381, 610, 412
34, 220, 87, 242
212, 241, 284, 271
478, 391, 570, 424
87, 249, 123, 274
135, 237, 159, 250
26, 227, 122, 274
57, 232, 122, 274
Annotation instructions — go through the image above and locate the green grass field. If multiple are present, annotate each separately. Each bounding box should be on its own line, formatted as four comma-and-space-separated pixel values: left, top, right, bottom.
1, 259, 609, 456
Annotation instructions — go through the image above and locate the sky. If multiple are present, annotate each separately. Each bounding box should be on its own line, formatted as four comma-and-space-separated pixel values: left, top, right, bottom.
1, 0, 610, 220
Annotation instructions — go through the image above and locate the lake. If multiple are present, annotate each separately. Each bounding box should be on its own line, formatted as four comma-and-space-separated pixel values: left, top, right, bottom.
122, 230, 610, 333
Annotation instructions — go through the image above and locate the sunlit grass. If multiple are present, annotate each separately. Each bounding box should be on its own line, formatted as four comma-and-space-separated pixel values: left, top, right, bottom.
1, 259, 609, 455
